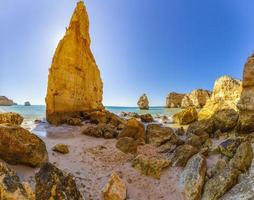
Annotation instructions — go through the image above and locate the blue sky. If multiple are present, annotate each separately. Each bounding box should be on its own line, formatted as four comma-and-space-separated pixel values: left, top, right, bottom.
0, 0, 254, 106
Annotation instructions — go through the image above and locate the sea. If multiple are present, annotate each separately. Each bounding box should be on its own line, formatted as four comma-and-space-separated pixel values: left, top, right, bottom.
0, 105, 180, 122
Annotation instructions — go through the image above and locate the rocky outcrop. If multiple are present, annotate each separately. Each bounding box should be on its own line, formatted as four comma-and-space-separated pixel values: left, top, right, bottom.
0, 162, 35, 200
140, 113, 154, 123
202, 167, 240, 200
118, 118, 145, 144
46, 1, 104, 125
137, 94, 149, 110
116, 137, 138, 154
170, 144, 199, 167
199, 76, 242, 120
146, 124, 181, 147
229, 141, 253, 172
173, 107, 198, 125
35, 162, 84, 200
0, 112, 24, 125
102, 172, 127, 200
0, 124, 48, 167
0, 96, 15, 106
238, 53, 254, 132
165, 92, 185, 108
132, 155, 170, 179
181, 154, 206, 200
24, 101, 31, 106
181, 89, 211, 108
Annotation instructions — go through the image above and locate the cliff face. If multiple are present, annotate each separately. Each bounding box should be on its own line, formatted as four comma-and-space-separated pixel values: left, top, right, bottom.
238, 53, 254, 132
0, 96, 15, 106
137, 94, 149, 110
181, 89, 211, 108
166, 92, 185, 108
46, 1, 104, 125
198, 76, 242, 120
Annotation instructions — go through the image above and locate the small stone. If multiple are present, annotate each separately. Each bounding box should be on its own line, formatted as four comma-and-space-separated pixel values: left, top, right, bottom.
52, 144, 69, 154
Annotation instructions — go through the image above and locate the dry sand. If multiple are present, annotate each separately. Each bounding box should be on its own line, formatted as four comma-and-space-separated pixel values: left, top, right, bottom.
6, 123, 184, 200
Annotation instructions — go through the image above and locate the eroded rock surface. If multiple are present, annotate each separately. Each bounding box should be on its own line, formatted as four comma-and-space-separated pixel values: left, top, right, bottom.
102, 172, 127, 200
166, 92, 185, 108
181, 154, 206, 200
137, 94, 149, 110
199, 76, 242, 120
46, 1, 104, 125
173, 107, 198, 125
181, 89, 211, 108
0, 162, 35, 200
0, 112, 24, 125
35, 162, 84, 200
0, 124, 48, 167
238, 53, 254, 132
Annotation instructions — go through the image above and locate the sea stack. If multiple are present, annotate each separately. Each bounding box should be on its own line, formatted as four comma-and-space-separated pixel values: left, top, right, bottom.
137, 94, 149, 110
166, 92, 185, 108
46, 1, 104, 125
238, 53, 254, 132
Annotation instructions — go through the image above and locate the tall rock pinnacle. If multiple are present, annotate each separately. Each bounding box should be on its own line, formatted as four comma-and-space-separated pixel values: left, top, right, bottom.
46, 1, 104, 125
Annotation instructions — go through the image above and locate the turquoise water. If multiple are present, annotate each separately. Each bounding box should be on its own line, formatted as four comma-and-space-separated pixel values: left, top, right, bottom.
0, 105, 180, 121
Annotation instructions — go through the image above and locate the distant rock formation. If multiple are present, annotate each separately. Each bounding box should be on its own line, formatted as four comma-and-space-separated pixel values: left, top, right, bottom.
238, 53, 254, 132
137, 94, 149, 109
166, 92, 185, 108
198, 76, 242, 120
181, 89, 211, 108
45, 1, 104, 125
24, 101, 31, 106
0, 96, 15, 106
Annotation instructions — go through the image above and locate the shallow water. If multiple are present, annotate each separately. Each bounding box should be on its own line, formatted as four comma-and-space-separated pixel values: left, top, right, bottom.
0, 105, 180, 121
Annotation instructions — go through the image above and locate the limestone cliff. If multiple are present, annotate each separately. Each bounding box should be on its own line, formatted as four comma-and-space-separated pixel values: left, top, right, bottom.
166, 92, 185, 108
0, 96, 15, 106
238, 53, 254, 132
181, 89, 211, 108
46, 1, 104, 125
137, 94, 149, 110
199, 76, 242, 120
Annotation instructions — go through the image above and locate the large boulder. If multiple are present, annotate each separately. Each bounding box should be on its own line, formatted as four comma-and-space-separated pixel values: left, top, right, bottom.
220, 177, 254, 200
0, 161, 35, 200
35, 162, 84, 200
0, 96, 15, 106
102, 172, 127, 200
181, 89, 211, 108
132, 155, 170, 179
0, 124, 48, 167
137, 94, 149, 110
173, 107, 198, 125
45, 1, 104, 125
0, 112, 23, 125
202, 167, 240, 200
146, 124, 182, 146
238, 53, 254, 132
166, 92, 185, 108
170, 144, 199, 167
116, 137, 138, 154
187, 119, 214, 136
199, 75, 242, 120
212, 109, 239, 132
140, 113, 154, 123
218, 139, 241, 158
118, 118, 145, 144
229, 141, 253, 172
181, 154, 207, 200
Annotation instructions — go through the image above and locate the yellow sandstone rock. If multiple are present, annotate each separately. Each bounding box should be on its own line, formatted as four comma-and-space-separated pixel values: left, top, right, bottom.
46, 1, 104, 125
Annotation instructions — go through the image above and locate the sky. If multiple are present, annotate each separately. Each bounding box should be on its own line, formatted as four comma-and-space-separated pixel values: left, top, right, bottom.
1, 0, 254, 106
